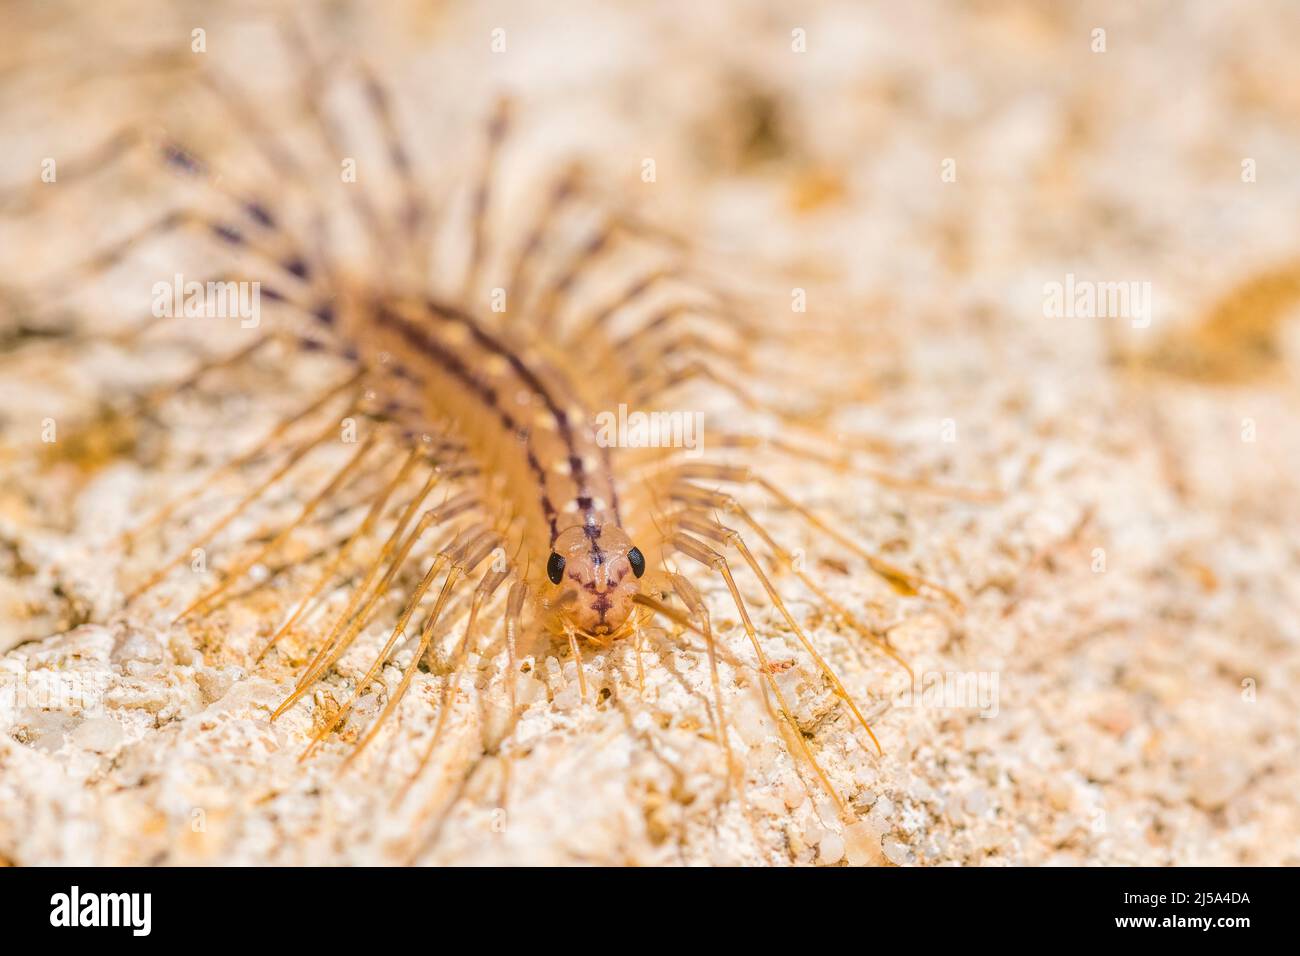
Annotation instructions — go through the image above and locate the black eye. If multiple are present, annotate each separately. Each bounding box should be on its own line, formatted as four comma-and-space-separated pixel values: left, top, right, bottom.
546, 552, 566, 585
627, 546, 645, 578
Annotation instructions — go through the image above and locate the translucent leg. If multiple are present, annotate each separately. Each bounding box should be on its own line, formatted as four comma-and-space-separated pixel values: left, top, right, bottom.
668, 481, 914, 677
676, 512, 883, 755
122, 404, 355, 605
665, 572, 739, 793
116, 370, 363, 553
674, 461, 963, 610
301, 527, 497, 761
171, 434, 379, 623
669, 531, 852, 821
256, 445, 423, 661
503, 163, 584, 313
392, 567, 514, 806
350, 561, 509, 773
461, 97, 512, 302
273, 489, 479, 718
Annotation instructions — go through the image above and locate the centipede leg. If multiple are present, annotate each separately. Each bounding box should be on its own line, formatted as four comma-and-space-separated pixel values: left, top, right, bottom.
677, 512, 883, 756
278, 17, 392, 267
192, 67, 339, 283
564, 266, 678, 345
171, 434, 379, 623
302, 527, 497, 761
257, 444, 423, 660
502, 580, 529, 721
117, 369, 364, 553
503, 163, 584, 314
123, 402, 356, 605
280, 488, 465, 692
669, 481, 913, 678
388, 564, 510, 796
36, 206, 312, 304
275, 489, 478, 715
284, 488, 437, 689
628, 357, 767, 416
665, 572, 739, 793
532, 220, 618, 337
668, 532, 852, 821
675, 462, 963, 610
460, 96, 512, 303
0, 128, 143, 215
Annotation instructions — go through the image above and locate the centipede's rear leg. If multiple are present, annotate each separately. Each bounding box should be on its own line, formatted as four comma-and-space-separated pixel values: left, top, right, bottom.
123, 385, 365, 605
169, 432, 383, 623
117, 369, 365, 553
503, 163, 586, 315
256, 443, 425, 660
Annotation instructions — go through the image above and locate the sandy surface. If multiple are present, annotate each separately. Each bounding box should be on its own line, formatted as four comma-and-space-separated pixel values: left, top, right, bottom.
1, 1, 1298, 865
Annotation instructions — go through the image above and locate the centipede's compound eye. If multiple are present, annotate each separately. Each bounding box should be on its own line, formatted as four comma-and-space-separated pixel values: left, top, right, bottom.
546, 552, 566, 585
627, 546, 645, 578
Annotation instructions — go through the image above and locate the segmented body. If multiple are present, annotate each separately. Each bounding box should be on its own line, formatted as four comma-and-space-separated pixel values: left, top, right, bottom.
1, 28, 966, 846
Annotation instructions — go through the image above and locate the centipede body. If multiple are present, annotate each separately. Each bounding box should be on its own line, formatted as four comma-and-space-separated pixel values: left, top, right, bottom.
0, 12, 971, 863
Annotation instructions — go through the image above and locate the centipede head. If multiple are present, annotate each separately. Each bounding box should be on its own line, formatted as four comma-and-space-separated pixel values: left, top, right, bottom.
544, 519, 646, 638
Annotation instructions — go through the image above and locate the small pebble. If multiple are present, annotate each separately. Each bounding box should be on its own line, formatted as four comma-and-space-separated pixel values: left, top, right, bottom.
818, 832, 845, 865
71, 717, 124, 752
844, 821, 881, 866
882, 835, 912, 865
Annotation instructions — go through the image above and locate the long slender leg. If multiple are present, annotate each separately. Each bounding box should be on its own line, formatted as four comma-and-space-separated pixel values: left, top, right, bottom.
675, 512, 883, 755
36, 207, 313, 303
278, 18, 392, 267
502, 580, 529, 720
665, 571, 739, 792
532, 220, 618, 337
345, 549, 508, 772
171, 434, 379, 622
607, 309, 749, 375
117, 370, 364, 552
668, 531, 852, 821
193, 67, 339, 282
393, 570, 519, 807
564, 266, 678, 345
674, 461, 963, 610
130, 333, 277, 417
301, 526, 497, 760
123, 404, 355, 605
627, 357, 767, 415
257, 444, 422, 660
6, 122, 329, 341
503, 163, 584, 314
460, 96, 512, 303
668, 481, 914, 676
0, 128, 141, 214
273, 489, 479, 716
284, 470, 455, 686
699, 433, 1000, 505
